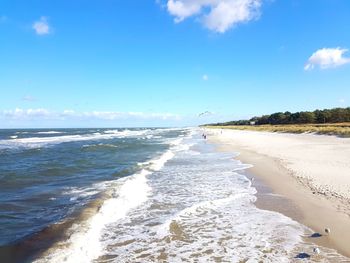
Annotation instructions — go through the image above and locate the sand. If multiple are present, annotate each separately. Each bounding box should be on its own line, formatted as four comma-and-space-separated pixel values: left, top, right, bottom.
206, 128, 350, 258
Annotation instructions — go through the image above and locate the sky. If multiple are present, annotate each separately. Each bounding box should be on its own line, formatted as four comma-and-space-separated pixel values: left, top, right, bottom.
0, 0, 349, 128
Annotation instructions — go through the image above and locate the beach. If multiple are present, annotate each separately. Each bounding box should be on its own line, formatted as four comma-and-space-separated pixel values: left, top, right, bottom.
1, 128, 350, 262
207, 128, 350, 258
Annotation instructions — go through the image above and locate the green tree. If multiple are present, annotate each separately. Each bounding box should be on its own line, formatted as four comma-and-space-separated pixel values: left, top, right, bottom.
298, 111, 315, 123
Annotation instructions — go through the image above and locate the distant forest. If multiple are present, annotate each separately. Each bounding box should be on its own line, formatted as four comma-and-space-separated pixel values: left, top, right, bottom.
209, 107, 350, 126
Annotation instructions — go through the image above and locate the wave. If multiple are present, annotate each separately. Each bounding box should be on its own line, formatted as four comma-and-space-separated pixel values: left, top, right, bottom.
81, 143, 118, 150
157, 192, 250, 237
103, 129, 150, 137
34, 144, 178, 263
103, 128, 187, 138
36, 131, 65, 134
137, 137, 191, 171
1, 128, 190, 150
149, 150, 175, 171
0, 129, 154, 149
34, 128, 348, 263
0, 135, 96, 149
62, 186, 102, 202
34, 169, 152, 263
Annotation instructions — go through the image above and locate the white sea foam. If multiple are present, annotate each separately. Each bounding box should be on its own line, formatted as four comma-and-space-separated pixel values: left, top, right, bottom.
149, 150, 175, 171
156, 191, 250, 237
92, 130, 348, 262
35, 169, 152, 263
1, 128, 188, 150
187, 149, 200, 155
103, 129, 150, 137
1, 135, 96, 149
36, 131, 65, 134
62, 186, 101, 201
169, 137, 183, 146
81, 143, 118, 149
34, 129, 348, 262
0, 129, 153, 149
35, 142, 178, 263
139, 136, 195, 172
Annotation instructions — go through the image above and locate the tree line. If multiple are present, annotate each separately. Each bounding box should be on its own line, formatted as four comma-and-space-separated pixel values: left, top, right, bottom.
209, 107, 350, 126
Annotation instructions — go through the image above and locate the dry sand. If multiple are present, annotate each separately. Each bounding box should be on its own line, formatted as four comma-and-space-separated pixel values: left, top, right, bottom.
207, 128, 350, 258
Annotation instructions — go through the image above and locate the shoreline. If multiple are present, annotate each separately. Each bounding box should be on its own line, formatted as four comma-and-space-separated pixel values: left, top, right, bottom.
208, 130, 350, 258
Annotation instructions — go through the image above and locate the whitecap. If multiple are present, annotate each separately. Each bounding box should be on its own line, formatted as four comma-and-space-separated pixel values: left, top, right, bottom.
0, 130, 154, 149
36, 131, 65, 134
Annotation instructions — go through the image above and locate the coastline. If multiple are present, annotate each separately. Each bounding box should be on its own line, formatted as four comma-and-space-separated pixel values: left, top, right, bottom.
207, 129, 350, 258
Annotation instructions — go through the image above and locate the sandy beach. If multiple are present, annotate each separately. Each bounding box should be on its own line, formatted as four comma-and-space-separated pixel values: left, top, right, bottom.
207, 128, 350, 258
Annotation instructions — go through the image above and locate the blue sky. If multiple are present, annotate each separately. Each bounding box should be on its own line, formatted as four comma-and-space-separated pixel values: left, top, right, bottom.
1, 0, 349, 128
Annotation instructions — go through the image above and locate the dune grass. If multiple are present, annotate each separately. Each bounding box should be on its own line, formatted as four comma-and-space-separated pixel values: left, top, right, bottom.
205, 123, 350, 137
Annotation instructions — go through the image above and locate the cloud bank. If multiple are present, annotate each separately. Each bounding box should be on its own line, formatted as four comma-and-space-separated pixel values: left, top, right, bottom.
0, 108, 244, 128
1, 108, 181, 122
304, 47, 350, 70
32, 17, 50, 35
166, 0, 262, 33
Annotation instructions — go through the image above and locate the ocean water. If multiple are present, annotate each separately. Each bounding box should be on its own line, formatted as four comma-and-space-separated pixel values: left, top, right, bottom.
0, 128, 348, 262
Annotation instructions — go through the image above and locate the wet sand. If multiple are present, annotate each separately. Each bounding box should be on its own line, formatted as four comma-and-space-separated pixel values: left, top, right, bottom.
208, 130, 350, 258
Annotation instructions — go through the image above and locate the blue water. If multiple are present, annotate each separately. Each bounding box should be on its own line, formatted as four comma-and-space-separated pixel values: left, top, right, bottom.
0, 128, 186, 247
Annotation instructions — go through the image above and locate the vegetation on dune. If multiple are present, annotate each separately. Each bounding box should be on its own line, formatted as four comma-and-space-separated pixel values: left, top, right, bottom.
206, 123, 350, 137
207, 107, 350, 126
203, 107, 350, 136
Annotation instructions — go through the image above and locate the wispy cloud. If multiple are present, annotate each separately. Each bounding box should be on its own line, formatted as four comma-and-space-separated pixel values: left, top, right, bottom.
32, 16, 51, 35
1, 108, 181, 121
22, 95, 36, 102
166, 0, 262, 33
3, 108, 50, 119
339, 98, 345, 104
202, 74, 208, 81
0, 108, 245, 127
304, 47, 350, 70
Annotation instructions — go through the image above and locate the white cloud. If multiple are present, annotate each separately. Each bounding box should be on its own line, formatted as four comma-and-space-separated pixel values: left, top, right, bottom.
304, 48, 350, 70
202, 74, 208, 81
22, 95, 36, 102
62, 110, 76, 116
167, 0, 202, 23
83, 111, 181, 121
3, 108, 50, 119
1, 108, 181, 122
32, 17, 50, 35
339, 98, 345, 104
166, 0, 262, 33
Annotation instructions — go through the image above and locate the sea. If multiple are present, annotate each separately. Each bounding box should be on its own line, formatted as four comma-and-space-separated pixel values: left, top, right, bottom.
0, 128, 348, 263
